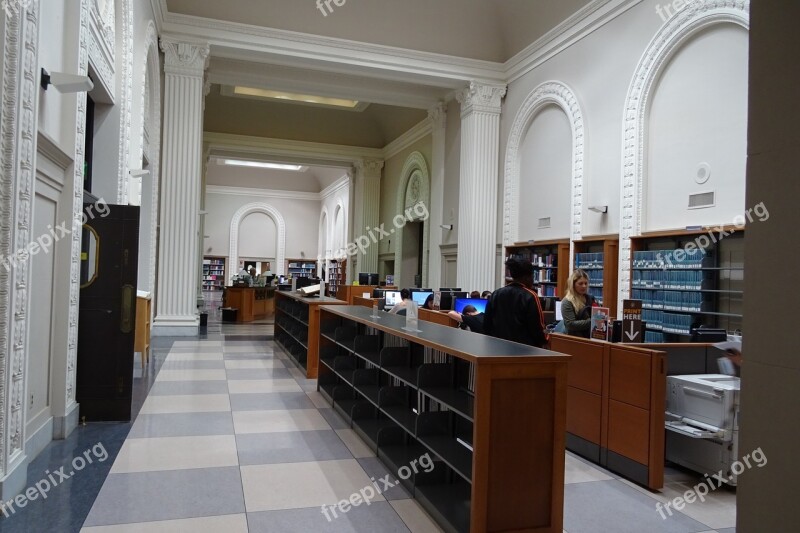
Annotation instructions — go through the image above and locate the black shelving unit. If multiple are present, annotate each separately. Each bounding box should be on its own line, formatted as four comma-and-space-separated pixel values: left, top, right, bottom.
202, 256, 226, 291
315, 305, 570, 533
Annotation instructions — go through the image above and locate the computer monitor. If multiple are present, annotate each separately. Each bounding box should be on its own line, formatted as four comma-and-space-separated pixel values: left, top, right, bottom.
358, 272, 379, 285
691, 327, 727, 343
411, 290, 433, 306
439, 291, 468, 311
373, 288, 388, 298
296, 277, 318, 290
454, 298, 488, 314
439, 288, 462, 292
384, 290, 402, 308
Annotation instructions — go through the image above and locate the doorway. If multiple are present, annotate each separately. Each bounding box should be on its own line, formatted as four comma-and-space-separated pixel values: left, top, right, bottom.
401, 221, 424, 288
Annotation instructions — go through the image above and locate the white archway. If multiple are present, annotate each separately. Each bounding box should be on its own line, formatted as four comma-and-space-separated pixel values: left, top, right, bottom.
503, 81, 586, 256
229, 203, 287, 276
141, 20, 161, 296
393, 152, 430, 288
317, 206, 329, 276
616, 0, 750, 311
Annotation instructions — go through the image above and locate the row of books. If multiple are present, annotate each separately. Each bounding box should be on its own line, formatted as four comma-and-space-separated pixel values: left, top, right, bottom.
537, 285, 558, 297
588, 287, 603, 305
633, 289, 709, 312
535, 269, 558, 283
632, 249, 711, 269
583, 269, 604, 287
645, 331, 664, 343
575, 252, 604, 269
631, 270, 711, 290
642, 310, 693, 335
509, 252, 558, 268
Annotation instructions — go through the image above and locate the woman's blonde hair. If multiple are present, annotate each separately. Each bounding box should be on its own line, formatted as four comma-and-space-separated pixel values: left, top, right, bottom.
565, 269, 590, 314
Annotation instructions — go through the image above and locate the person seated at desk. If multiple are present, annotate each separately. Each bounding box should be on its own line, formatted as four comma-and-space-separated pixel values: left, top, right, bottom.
388, 288, 412, 314
422, 294, 435, 310
448, 305, 485, 334
561, 269, 598, 338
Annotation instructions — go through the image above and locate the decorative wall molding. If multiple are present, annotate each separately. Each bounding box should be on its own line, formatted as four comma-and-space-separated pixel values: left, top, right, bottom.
616, 0, 750, 312
382, 118, 432, 160
502, 81, 586, 253
320, 175, 350, 200
207, 185, 321, 201
36, 132, 73, 173
394, 152, 431, 288
88, 0, 116, 102
141, 20, 162, 297
116, 0, 133, 203
229, 203, 287, 276
160, 37, 210, 76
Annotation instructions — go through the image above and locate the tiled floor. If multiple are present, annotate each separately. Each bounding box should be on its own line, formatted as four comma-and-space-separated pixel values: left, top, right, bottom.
0, 302, 738, 532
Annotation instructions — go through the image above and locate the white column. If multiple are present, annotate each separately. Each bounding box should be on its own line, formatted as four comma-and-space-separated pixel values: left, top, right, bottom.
353, 159, 384, 273
427, 102, 446, 289
153, 38, 209, 335
346, 169, 356, 283
456, 82, 506, 292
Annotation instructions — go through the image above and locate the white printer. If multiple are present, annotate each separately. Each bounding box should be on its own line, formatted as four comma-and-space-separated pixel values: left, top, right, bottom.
665, 374, 740, 485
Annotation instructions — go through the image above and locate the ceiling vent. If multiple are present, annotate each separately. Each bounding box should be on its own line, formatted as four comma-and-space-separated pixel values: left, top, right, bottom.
538, 217, 551, 229
688, 191, 715, 209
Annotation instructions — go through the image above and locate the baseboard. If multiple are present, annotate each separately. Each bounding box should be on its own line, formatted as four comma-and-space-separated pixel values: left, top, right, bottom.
52, 402, 80, 440
0, 455, 27, 503
606, 450, 649, 487
25, 416, 54, 461
566, 432, 601, 463
151, 325, 199, 337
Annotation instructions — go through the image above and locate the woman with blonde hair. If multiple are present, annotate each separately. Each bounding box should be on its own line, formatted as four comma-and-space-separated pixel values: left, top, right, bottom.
561, 269, 597, 338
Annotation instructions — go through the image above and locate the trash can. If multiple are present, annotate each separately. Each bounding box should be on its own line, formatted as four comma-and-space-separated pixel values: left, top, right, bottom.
221, 307, 238, 322
199, 312, 208, 327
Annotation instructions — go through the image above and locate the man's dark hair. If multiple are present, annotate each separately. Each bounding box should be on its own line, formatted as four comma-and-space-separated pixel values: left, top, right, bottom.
505, 256, 533, 281
462, 304, 478, 314
400, 288, 411, 299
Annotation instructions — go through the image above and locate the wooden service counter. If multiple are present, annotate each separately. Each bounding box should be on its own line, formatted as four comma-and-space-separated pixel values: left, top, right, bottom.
352, 298, 459, 328
318, 305, 570, 533
335, 285, 378, 304
549, 333, 666, 490
274, 291, 348, 378
224, 287, 275, 322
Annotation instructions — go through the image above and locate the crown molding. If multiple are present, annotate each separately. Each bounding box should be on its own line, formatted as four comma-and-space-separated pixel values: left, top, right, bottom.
382, 118, 432, 160
151, 0, 166, 33
204, 131, 383, 166
207, 185, 321, 201
37, 131, 73, 171
505, 0, 643, 83
160, 16, 505, 87
320, 175, 350, 200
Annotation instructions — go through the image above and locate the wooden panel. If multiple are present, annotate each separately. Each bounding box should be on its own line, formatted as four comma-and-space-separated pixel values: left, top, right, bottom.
352, 296, 375, 308
603, 239, 619, 318
567, 387, 602, 444
607, 400, 650, 466
419, 308, 458, 327
649, 352, 666, 488
557, 242, 571, 299
608, 346, 651, 409
550, 335, 603, 394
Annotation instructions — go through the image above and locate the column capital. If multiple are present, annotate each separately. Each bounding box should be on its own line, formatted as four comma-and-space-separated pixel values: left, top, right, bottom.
354, 159, 384, 179
160, 37, 210, 77
427, 102, 447, 129
456, 82, 507, 116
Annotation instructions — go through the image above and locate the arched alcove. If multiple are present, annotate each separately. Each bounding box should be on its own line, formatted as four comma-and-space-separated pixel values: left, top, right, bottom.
617, 0, 750, 310
229, 203, 287, 275
393, 152, 430, 288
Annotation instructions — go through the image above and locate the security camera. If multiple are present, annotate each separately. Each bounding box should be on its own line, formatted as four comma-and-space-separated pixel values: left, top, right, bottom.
129, 169, 150, 177
41, 69, 94, 93
440, 224, 453, 230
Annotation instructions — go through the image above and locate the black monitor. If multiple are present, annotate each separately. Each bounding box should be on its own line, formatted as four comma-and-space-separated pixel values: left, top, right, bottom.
439, 291, 468, 311
373, 288, 388, 298
691, 327, 727, 343
296, 277, 318, 290
539, 296, 560, 312
439, 288, 462, 292
358, 272, 379, 285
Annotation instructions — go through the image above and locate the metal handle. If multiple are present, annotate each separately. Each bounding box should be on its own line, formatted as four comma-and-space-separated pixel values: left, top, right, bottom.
121, 284, 134, 333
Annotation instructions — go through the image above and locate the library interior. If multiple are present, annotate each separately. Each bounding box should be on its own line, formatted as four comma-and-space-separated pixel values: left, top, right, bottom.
0, 1, 796, 532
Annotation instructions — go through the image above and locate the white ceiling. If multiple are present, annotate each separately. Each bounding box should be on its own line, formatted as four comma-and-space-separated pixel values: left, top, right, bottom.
206, 159, 348, 193
166, 0, 592, 63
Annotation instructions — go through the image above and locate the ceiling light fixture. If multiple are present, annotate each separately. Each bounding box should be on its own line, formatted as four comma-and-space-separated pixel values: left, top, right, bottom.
233, 86, 359, 109
218, 159, 307, 171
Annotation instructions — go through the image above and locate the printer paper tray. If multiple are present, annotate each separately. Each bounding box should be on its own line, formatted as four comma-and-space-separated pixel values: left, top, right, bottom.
665, 421, 721, 439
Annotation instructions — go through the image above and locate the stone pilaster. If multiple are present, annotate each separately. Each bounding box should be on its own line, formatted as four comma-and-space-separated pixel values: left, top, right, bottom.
153, 38, 209, 335
427, 103, 446, 289
353, 159, 383, 273
456, 82, 506, 292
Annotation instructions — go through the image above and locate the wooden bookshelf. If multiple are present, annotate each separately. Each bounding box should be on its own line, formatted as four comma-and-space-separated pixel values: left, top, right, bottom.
286, 258, 318, 278
202, 256, 226, 291
573, 235, 619, 318
505, 239, 570, 298
327, 258, 346, 297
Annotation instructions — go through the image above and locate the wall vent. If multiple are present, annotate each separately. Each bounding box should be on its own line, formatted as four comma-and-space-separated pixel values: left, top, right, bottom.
688, 191, 715, 209
538, 217, 551, 229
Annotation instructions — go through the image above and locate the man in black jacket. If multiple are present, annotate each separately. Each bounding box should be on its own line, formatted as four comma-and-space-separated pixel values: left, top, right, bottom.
484, 256, 549, 348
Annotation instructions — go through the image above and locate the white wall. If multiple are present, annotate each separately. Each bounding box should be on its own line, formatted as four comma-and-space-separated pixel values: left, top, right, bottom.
500, 0, 749, 244
239, 212, 277, 259
204, 191, 321, 277
646, 25, 748, 230
518, 104, 572, 240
